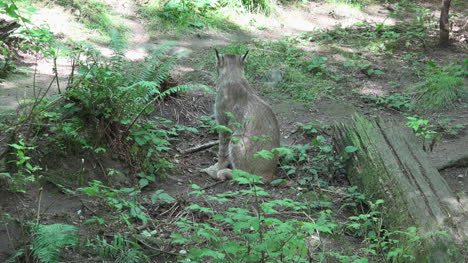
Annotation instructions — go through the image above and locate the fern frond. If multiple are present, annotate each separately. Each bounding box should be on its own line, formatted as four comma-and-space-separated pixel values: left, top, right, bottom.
109, 29, 127, 71
158, 84, 212, 100
32, 224, 78, 263
96, 234, 146, 263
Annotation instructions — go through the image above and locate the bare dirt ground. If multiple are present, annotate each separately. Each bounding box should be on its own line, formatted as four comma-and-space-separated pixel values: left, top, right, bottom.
0, 0, 467, 261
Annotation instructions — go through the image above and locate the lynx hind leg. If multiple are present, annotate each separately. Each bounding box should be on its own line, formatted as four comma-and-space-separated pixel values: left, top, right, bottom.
201, 163, 219, 180
201, 164, 233, 181
230, 135, 276, 183
217, 168, 233, 181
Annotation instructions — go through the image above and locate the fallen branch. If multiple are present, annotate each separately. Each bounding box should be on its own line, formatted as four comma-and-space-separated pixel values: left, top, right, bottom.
178, 140, 219, 155
200, 180, 225, 190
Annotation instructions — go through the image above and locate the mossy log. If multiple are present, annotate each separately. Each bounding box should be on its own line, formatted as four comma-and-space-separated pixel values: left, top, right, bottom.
334, 114, 467, 263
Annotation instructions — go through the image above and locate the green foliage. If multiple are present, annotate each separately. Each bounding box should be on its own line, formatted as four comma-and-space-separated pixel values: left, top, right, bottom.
435, 117, 466, 136
344, 58, 384, 77
325, 0, 373, 8
405, 116, 441, 152
412, 60, 467, 110
172, 170, 337, 262
0, 3, 53, 77
51, 0, 124, 36
362, 93, 414, 111
1, 139, 42, 192
138, 0, 242, 32
30, 40, 207, 181
78, 180, 150, 225
292, 1, 432, 55
276, 131, 356, 188
0, 0, 33, 23
305, 56, 328, 75
130, 118, 199, 187
89, 234, 148, 263
344, 199, 422, 262
32, 224, 79, 263
219, 40, 337, 101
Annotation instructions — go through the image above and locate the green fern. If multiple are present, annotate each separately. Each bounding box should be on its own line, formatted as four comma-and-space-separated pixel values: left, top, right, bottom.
95, 234, 147, 263
32, 224, 79, 263
109, 29, 127, 71
129, 42, 191, 99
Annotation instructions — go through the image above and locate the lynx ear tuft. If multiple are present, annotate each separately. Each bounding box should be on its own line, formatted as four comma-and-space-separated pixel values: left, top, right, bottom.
241, 50, 249, 61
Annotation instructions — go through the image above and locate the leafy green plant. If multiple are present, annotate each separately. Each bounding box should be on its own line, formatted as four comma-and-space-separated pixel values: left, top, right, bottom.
29, 39, 208, 181
436, 117, 466, 136
89, 234, 148, 263
78, 180, 150, 225
31, 224, 79, 263
305, 56, 328, 75
1, 139, 42, 192
277, 135, 357, 187
362, 93, 414, 111
171, 170, 337, 262
296, 3, 432, 54
52, 0, 124, 36
412, 60, 467, 110
405, 116, 441, 152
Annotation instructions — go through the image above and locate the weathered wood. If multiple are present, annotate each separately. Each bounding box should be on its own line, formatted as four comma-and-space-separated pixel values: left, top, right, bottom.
0, 18, 20, 41
435, 153, 468, 171
334, 114, 467, 263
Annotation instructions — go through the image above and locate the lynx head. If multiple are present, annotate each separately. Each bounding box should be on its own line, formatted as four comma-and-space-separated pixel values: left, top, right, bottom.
215, 49, 249, 76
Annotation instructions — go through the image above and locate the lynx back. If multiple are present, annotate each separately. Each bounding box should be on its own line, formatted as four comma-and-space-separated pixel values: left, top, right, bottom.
204, 49, 280, 183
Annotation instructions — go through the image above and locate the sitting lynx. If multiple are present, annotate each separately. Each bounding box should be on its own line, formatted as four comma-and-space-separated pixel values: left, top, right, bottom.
203, 49, 280, 183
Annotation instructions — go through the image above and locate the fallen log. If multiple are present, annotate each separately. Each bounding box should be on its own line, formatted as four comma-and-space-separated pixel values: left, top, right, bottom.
333, 114, 467, 263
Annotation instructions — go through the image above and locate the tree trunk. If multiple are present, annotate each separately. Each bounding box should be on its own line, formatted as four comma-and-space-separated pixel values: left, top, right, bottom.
439, 0, 452, 46
334, 114, 467, 263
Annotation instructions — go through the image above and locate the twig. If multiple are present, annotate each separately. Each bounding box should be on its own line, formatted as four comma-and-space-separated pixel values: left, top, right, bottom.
200, 180, 225, 190
134, 236, 179, 256
36, 187, 43, 225
80, 199, 97, 216
178, 140, 219, 154
53, 57, 61, 94
33, 55, 38, 98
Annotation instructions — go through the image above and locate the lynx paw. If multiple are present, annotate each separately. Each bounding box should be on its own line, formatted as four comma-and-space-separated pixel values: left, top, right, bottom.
217, 168, 233, 181
201, 164, 232, 181
201, 163, 219, 180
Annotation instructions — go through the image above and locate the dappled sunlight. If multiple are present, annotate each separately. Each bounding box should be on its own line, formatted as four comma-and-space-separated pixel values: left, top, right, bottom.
357, 82, 388, 96
124, 47, 148, 61
232, 2, 397, 40
30, 5, 97, 42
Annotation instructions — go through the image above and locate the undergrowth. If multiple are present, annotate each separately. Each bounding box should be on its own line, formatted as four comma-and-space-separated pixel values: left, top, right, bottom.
412, 60, 468, 110
49, 0, 127, 37
1, 1, 465, 262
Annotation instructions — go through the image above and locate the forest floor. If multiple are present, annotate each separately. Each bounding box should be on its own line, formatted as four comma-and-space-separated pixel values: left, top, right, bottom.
0, 0, 467, 262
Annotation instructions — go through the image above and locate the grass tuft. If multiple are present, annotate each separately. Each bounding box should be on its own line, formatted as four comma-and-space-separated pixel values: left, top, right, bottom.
413, 60, 467, 110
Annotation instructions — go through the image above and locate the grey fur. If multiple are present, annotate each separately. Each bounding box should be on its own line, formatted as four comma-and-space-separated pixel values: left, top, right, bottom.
205, 51, 280, 183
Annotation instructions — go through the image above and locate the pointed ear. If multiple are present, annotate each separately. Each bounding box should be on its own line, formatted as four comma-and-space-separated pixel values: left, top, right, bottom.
215, 48, 221, 61
241, 50, 249, 62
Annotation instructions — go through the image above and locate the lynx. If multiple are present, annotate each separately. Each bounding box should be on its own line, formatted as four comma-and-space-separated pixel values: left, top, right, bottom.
203, 49, 280, 183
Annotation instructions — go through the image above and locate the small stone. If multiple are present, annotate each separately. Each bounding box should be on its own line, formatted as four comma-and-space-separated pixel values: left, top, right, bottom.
457, 174, 464, 179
